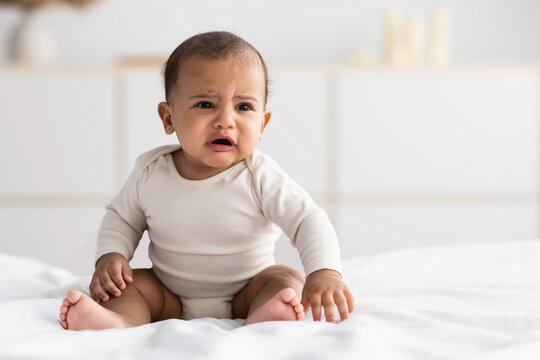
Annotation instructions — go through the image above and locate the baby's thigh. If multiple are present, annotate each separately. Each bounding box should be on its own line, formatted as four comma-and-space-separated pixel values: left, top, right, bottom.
131, 269, 182, 322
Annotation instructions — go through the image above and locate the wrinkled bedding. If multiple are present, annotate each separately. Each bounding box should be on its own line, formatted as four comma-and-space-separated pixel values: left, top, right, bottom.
1, 240, 540, 359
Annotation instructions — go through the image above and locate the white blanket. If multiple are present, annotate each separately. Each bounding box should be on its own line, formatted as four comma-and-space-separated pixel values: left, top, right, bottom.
1, 240, 540, 360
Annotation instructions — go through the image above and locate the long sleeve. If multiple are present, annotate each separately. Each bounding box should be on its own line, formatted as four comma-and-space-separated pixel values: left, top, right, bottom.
252, 153, 342, 277
95, 156, 147, 264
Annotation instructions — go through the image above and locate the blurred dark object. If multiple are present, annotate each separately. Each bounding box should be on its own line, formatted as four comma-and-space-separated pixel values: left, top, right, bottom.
3, 0, 99, 65
0, 0, 97, 8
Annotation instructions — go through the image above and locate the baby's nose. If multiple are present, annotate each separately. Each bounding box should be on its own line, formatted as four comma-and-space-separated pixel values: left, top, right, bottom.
213, 110, 235, 129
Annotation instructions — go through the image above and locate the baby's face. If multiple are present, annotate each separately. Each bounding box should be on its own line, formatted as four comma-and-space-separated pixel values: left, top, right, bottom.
159, 55, 270, 180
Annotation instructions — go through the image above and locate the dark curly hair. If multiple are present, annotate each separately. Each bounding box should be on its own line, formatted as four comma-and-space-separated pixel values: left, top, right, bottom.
162, 31, 269, 105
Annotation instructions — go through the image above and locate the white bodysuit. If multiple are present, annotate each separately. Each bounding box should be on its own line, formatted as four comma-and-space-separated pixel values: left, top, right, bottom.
96, 145, 342, 319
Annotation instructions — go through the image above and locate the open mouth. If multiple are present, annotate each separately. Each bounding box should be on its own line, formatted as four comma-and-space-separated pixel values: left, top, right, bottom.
211, 138, 233, 146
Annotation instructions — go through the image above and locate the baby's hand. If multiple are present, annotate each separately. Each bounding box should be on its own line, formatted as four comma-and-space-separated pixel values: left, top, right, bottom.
301, 269, 354, 322
89, 252, 133, 303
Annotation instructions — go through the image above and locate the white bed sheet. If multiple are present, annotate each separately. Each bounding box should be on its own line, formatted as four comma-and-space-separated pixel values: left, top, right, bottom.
1, 240, 540, 360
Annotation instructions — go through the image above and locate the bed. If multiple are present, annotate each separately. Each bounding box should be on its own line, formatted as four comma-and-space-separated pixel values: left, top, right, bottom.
1, 240, 540, 360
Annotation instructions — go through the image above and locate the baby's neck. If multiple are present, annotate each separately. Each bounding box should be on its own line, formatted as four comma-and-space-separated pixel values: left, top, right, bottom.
172, 149, 245, 180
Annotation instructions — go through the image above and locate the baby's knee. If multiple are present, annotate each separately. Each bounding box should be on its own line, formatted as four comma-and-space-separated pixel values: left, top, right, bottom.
264, 265, 305, 284
128, 269, 162, 293
129, 268, 181, 321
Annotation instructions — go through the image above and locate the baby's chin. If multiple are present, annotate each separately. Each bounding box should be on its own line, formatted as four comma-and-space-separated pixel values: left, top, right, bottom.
205, 149, 251, 164
200, 156, 245, 172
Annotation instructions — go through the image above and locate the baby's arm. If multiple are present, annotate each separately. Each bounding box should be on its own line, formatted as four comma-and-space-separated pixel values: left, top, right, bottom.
254, 154, 352, 321
91, 153, 151, 303
301, 269, 354, 322
90, 252, 133, 303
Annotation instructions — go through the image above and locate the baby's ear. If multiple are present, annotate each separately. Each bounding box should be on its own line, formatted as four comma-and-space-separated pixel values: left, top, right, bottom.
158, 102, 174, 134
260, 110, 271, 138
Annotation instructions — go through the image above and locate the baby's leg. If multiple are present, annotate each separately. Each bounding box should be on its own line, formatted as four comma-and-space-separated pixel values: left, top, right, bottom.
232, 265, 305, 325
59, 269, 181, 330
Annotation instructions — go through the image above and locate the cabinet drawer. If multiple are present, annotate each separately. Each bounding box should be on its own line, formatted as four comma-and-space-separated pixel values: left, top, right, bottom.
336, 69, 539, 194
0, 70, 116, 195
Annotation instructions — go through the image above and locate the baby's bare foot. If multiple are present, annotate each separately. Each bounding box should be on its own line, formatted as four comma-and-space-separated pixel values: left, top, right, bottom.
245, 288, 305, 325
59, 290, 130, 330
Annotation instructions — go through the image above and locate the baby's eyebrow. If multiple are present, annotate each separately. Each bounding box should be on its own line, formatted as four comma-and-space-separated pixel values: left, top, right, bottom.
235, 95, 259, 103
187, 93, 260, 104
189, 93, 219, 100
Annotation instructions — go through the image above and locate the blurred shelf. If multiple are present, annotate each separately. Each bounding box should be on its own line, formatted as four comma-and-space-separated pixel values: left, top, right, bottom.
0, 61, 538, 73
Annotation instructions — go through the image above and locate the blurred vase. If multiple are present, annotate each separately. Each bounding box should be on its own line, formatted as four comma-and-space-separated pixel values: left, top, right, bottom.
11, 8, 58, 65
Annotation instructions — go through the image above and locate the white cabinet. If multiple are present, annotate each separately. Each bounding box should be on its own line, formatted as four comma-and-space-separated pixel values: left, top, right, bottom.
334, 67, 540, 254
0, 67, 118, 275
0, 64, 538, 273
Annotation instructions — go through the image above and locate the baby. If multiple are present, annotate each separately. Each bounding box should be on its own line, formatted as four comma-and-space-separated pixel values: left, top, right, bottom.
59, 31, 354, 330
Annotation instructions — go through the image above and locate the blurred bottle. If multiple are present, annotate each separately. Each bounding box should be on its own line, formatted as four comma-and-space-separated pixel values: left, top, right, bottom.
383, 9, 424, 67
10, 8, 58, 65
406, 17, 423, 66
428, 7, 450, 66
383, 9, 405, 66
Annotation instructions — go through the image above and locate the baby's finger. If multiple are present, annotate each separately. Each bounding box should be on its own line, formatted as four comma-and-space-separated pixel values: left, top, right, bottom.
322, 292, 336, 323
89, 283, 96, 301
309, 294, 322, 321
91, 275, 109, 302
333, 291, 350, 321
101, 273, 121, 298
300, 293, 311, 313
122, 264, 133, 283
344, 288, 355, 313
89, 285, 99, 302
110, 262, 126, 290
89, 274, 105, 301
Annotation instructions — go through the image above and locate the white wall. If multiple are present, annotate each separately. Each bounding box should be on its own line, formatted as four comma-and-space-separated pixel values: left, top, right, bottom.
0, 0, 540, 65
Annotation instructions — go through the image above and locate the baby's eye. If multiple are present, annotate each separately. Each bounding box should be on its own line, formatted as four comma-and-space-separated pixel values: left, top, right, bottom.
237, 103, 253, 111
196, 101, 213, 109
